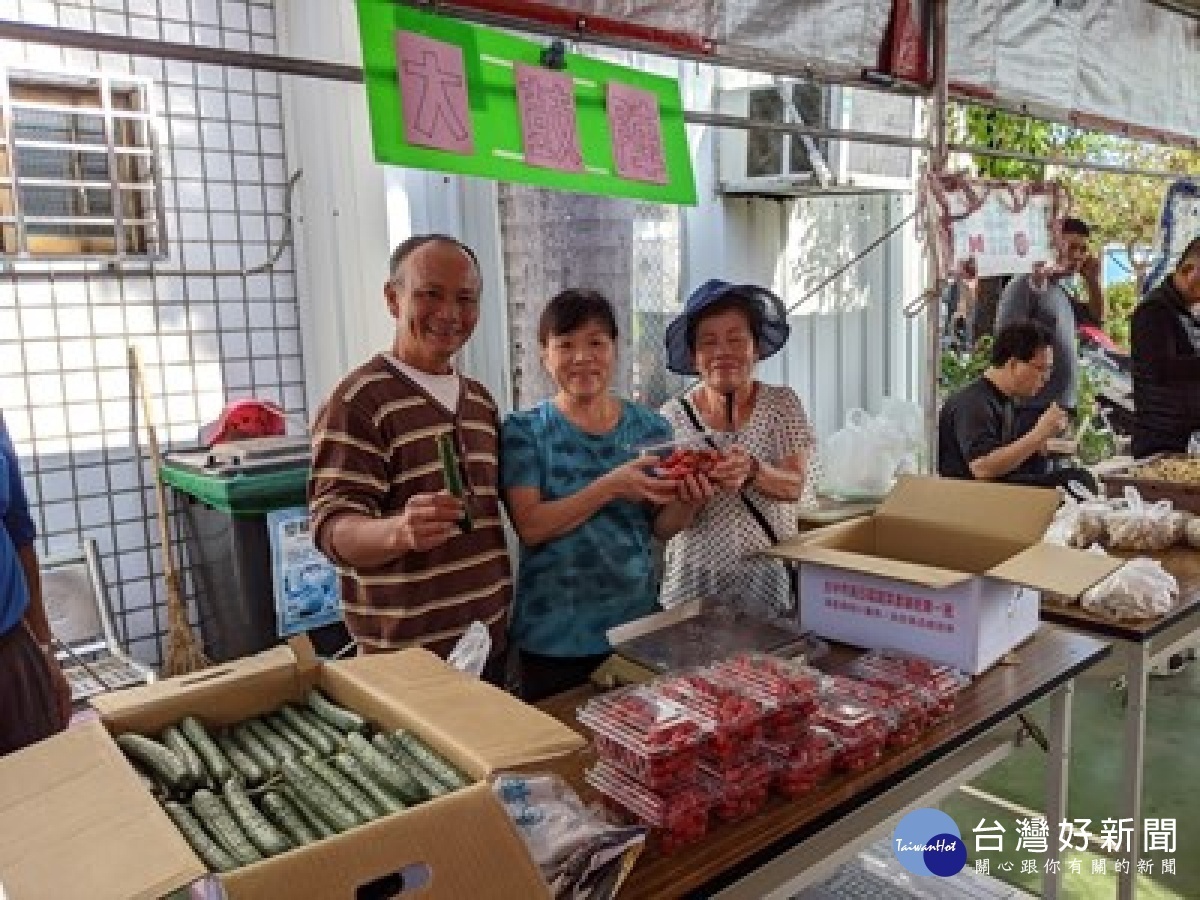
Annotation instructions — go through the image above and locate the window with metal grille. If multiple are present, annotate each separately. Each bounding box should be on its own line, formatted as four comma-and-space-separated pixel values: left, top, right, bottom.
0, 68, 164, 260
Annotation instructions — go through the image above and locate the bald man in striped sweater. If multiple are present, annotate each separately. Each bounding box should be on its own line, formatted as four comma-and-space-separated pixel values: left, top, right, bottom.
309, 235, 511, 682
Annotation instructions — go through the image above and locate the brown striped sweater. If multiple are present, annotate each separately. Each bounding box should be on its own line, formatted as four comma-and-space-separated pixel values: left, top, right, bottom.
309, 354, 512, 658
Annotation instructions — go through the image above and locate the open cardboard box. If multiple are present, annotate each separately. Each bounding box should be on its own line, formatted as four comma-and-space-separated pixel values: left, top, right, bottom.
763, 476, 1125, 674
0, 638, 585, 900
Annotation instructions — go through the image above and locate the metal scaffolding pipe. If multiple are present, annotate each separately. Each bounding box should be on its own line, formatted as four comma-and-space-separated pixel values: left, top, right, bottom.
684, 110, 933, 151
0, 19, 364, 82
947, 142, 1192, 181
925, 0, 950, 474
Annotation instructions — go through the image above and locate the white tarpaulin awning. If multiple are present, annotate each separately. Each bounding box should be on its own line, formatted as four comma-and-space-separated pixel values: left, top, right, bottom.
948, 0, 1200, 145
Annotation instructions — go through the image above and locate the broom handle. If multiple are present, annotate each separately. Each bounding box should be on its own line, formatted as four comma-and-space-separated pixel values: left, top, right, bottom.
129, 345, 181, 585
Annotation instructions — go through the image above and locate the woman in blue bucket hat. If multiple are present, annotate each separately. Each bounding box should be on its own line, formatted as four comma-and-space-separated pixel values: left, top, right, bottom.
658, 279, 816, 623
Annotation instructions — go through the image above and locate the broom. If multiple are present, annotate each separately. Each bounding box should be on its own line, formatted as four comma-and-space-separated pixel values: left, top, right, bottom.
129, 345, 212, 676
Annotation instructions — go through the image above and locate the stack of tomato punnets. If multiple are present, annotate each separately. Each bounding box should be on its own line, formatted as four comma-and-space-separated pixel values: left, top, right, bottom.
699, 754, 772, 822
654, 669, 769, 769
821, 673, 929, 749
764, 726, 841, 799
707, 652, 822, 744
811, 696, 889, 774
585, 762, 711, 855
848, 651, 970, 726
578, 686, 713, 852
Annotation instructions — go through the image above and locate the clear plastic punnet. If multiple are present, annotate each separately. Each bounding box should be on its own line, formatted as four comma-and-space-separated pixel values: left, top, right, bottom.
586, 762, 711, 854
699, 754, 772, 822
811, 696, 889, 773
821, 673, 929, 749
848, 650, 970, 724
630, 433, 732, 479
765, 726, 841, 799
707, 652, 823, 743
577, 686, 705, 790
653, 669, 770, 770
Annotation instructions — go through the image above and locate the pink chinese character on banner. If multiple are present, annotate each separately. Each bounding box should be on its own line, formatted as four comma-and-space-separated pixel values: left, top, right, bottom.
607, 82, 668, 184
396, 31, 474, 155
968, 234, 985, 254
1014, 231, 1030, 256
515, 63, 584, 172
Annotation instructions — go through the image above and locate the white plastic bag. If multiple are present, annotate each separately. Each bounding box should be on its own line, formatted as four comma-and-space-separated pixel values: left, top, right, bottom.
1104, 488, 1179, 552
1080, 556, 1179, 621
1043, 485, 1111, 549
446, 621, 491, 678
821, 408, 905, 498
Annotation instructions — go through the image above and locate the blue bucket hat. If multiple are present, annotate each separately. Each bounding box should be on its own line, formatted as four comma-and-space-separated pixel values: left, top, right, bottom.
664, 279, 790, 376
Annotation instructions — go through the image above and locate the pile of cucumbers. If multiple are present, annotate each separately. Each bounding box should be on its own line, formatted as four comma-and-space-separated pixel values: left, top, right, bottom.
115, 688, 469, 874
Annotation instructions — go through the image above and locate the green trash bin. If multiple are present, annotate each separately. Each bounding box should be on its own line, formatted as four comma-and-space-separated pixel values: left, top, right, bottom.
161, 441, 350, 662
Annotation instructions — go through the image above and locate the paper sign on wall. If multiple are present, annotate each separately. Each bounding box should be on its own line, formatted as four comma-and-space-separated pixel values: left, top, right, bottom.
395, 31, 473, 155
607, 82, 668, 184
514, 64, 583, 172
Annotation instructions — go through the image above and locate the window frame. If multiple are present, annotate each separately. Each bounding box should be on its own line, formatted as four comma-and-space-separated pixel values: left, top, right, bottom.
0, 67, 167, 262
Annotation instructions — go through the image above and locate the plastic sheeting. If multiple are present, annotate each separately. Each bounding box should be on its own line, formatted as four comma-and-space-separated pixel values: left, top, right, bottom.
948, 0, 1200, 144
498, 1, 894, 72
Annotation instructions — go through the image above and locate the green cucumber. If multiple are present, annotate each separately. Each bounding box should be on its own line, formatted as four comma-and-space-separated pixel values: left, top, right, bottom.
281, 759, 360, 832
304, 756, 380, 822
259, 791, 318, 848
306, 689, 365, 734
380, 735, 448, 799
280, 784, 336, 840
298, 708, 346, 750
232, 723, 279, 776
246, 718, 296, 764
191, 789, 262, 867
348, 732, 426, 804
162, 725, 207, 790
163, 801, 239, 873
216, 732, 264, 787
332, 752, 405, 816
116, 733, 190, 794
223, 779, 291, 857
436, 433, 473, 531
392, 729, 469, 790
281, 704, 336, 756
268, 712, 318, 757
180, 717, 232, 785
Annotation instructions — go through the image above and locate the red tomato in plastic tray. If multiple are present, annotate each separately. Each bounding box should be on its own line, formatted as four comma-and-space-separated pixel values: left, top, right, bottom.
578, 689, 704, 790
654, 447, 723, 480
766, 732, 839, 799
852, 656, 966, 724
701, 757, 772, 822
812, 698, 887, 773
709, 653, 822, 741
589, 764, 711, 855
823, 674, 929, 749
656, 672, 768, 769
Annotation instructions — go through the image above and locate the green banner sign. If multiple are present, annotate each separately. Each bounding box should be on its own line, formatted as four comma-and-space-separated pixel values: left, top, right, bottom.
355, 1, 698, 205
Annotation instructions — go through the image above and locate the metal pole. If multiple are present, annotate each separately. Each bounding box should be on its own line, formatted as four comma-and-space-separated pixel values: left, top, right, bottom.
685, 110, 932, 151
0, 19, 364, 83
948, 142, 1190, 180
925, 0, 949, 474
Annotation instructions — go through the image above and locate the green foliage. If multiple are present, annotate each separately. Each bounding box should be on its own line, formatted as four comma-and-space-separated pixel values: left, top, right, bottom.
939, 334, 992, 396
1103, 280, 1139, 350
957, 106, 1098, 181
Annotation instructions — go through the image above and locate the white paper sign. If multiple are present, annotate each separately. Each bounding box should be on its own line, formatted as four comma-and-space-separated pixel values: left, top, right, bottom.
947, 191, 1056, 277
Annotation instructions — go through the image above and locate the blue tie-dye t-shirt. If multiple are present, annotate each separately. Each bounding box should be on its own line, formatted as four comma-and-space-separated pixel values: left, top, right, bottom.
501, 400, 672, 657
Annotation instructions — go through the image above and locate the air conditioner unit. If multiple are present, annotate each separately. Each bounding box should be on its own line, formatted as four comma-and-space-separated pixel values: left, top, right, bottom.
716, 81, 921, 197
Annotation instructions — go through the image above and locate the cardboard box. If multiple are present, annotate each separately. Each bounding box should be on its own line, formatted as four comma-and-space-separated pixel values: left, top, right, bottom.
763, 476, 1124, 674
0, 639, 585, 900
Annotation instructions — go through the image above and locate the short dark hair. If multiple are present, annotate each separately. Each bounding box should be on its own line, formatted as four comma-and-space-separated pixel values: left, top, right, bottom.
388, 234, 480, 284
685, 290, 766, 353
1179, 235, 1200, 267
1061, 217, 1091, 238
991, 321, 1054, 366
537, 289, 618, 346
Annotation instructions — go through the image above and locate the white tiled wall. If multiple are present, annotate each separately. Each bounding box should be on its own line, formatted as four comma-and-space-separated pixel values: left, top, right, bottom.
3, 0, 305, 666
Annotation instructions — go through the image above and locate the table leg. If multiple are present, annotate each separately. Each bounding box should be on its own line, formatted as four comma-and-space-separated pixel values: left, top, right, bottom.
1043, 679, 1073, 900
1119, 642, 1149, 900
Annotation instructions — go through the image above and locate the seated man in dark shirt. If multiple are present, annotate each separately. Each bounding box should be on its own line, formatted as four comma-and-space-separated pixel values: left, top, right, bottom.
939, 321, 1097, 494
1130, 235, 1200, 457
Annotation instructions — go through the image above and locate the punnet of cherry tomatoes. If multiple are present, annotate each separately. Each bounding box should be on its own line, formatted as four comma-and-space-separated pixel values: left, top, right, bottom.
586, 761, 713, 855
632, 436, 730, 480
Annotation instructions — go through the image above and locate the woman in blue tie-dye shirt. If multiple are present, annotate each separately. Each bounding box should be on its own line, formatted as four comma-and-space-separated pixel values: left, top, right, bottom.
501, 290, 710, 701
